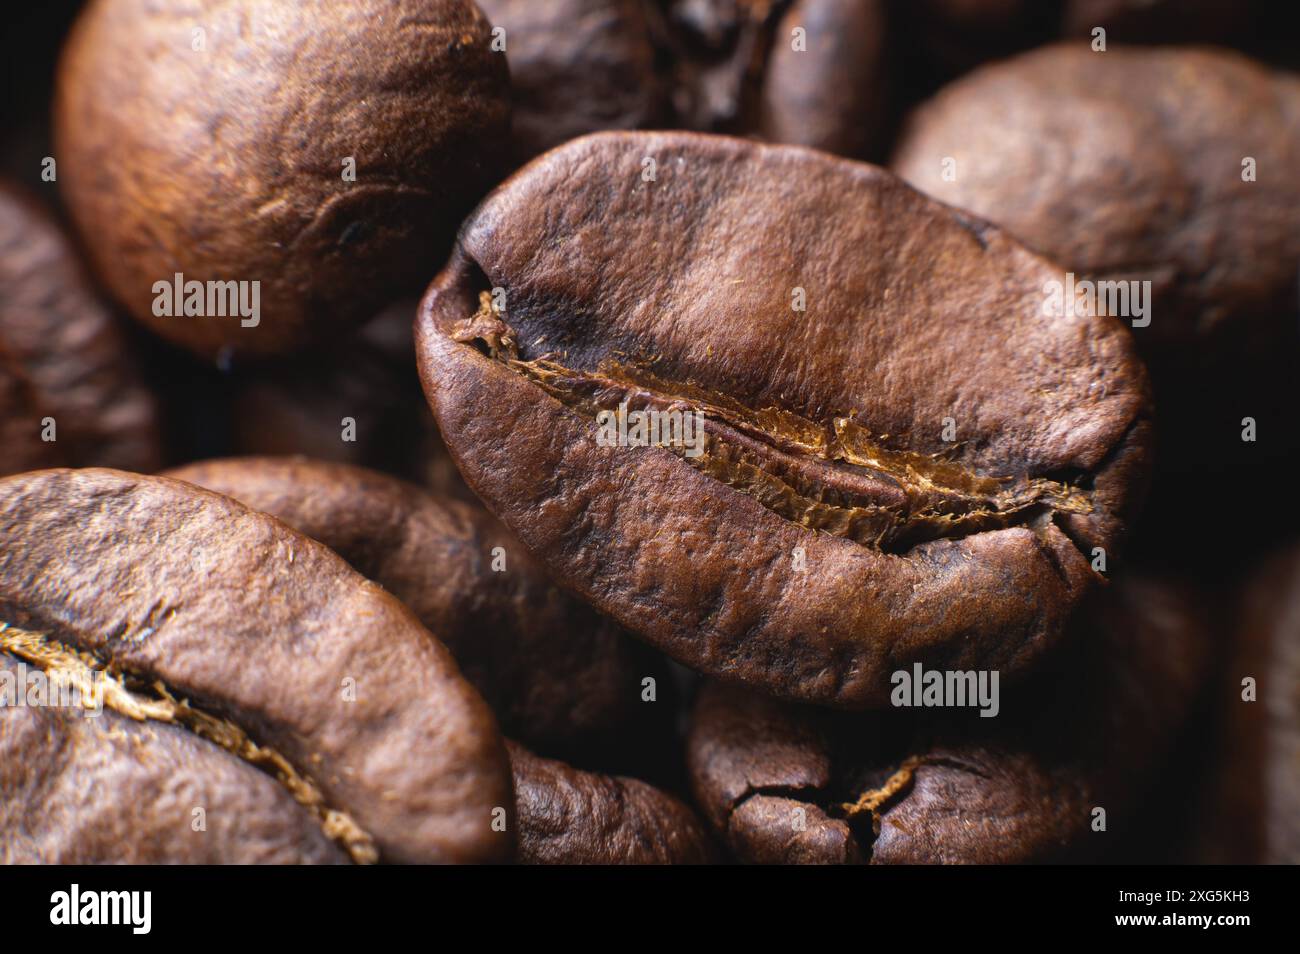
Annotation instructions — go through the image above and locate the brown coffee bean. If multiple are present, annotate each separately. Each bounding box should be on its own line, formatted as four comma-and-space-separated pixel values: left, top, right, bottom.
54, 0, 510, 359
758, 0, 887, 158
508, 741, 716, 864
0, 469, 513, 864
893, 44, 1300, 488
1203, 544, 1300, 863
480, 1, 886, 162
164, 455, 664, 757
687, 573, 1212, 863
415, 131, 1152, 708
1, 652, 348, 864
479, 0, 668, 162
0, 182, 161, 474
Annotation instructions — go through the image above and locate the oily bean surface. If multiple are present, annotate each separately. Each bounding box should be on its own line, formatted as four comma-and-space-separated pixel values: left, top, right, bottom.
0, 653, 347, 865
0, 468, 513, 864
416, 130, 1152, 708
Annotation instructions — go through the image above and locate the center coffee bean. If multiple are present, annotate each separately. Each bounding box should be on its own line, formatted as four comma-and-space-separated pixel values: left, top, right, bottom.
416, 130, 1152, 708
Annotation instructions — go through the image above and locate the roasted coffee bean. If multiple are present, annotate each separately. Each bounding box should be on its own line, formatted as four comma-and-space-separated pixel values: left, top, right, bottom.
164, 456, 664, 757
893, 45, 1300, 362
0, 469, 513, 864
508, 741, 716, 864
479, 0, 668, 162
416, 131, 1152, 708
479, 0, 886, 161
894, 43, 1300, 507
54, 0, 510, 359
686, 573, 1212, 863
0, 182, 161, 475
1202, 544, 1300, 863
1, 651, 348, 864
663, 0, 889, 158
757, 0, 887, 158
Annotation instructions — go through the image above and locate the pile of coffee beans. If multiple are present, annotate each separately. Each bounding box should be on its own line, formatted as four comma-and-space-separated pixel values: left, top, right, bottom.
1, 0, 1295, 865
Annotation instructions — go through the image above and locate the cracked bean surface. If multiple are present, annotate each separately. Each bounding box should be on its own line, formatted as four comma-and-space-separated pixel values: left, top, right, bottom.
416, 131, 1153, 707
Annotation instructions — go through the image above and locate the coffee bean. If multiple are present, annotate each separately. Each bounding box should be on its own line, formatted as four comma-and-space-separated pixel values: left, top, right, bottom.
54, 0, 511, 358
0, 652, 348, 864
480, 0, 887, 163
479, 0, 668, 162
415, 131, 1152, 708
757, 0, 887, 158
0, 469, 513, 864
0, 182, 161, 474
508, 741, 716, 864
892, 45, 1300, 373
686, 573, 1212, 863
164, 455, 669, 758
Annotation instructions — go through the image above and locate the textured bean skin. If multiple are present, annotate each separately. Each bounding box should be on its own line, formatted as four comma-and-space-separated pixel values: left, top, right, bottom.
0, 656, 346, 865
54, 0, 510, 358
894, 44, 1300, 483
508, 741, 716, 865
687, 575, 1212, 864
164, 456, 664, 756
0, 469, 514, 864
416, 131, 1152, 708
0, 182, 160, 475
893, 44, 1300, 358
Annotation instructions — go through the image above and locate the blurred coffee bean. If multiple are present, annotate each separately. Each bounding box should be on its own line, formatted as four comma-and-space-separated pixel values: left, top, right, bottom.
687, 573, 1212, 863
480, 0, 669, 162
164, 456, 672, 761
509, 741, 716, 863
0, 181, 161, 475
